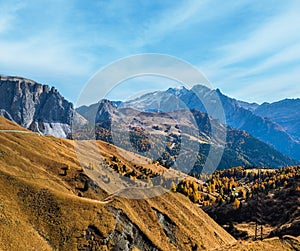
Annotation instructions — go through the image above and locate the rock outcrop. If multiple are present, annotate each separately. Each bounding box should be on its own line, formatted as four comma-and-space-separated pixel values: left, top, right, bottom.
0, 75, 86, 137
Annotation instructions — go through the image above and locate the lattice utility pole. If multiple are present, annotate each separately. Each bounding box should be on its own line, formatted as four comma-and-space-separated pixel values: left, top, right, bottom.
255, 167, 263, 240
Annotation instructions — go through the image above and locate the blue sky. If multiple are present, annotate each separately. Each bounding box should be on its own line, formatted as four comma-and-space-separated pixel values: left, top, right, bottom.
0, 0, 300, 106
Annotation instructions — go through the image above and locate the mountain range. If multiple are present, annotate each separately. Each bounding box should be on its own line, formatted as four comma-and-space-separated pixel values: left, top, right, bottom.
1, 75, 300, 250
253, 99, 300, 141
1, 75, 299, 169
92, 85, 299, 162
87, 99, 298, 172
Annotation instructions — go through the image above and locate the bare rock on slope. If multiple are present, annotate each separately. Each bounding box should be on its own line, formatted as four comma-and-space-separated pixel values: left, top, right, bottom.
0, 75, 86, 137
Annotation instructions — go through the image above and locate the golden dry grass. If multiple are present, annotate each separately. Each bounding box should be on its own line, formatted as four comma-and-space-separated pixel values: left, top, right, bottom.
0, 117, 297, 250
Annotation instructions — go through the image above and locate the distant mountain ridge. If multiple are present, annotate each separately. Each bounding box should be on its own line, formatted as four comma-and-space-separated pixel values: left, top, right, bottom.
0, 75, 86, 137
214, 89, 300, 161
88, 99, 298, 171
253, 98, 300, 141
100, 85, 300, 161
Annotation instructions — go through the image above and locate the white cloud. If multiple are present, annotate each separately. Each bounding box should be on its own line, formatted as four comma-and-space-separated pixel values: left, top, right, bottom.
133, 0, 255, 49
228, 42, 300, 80
212, 1, 300, 68
0, 1, 93, 77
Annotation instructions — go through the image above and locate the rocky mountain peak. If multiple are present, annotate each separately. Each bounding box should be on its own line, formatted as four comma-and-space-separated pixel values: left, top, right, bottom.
0, 75, 86, 138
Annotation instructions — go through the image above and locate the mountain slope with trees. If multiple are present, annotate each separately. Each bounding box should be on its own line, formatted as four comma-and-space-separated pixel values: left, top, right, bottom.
84, 99, 299, 172
90, 85, 300, 161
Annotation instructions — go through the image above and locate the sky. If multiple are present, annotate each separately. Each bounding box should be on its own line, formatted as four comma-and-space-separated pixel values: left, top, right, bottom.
0, 0, 300, 106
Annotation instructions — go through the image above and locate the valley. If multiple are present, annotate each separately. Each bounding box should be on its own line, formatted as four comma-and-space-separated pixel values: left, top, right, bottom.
0, 76, 299, 250
1, 1, 300, 250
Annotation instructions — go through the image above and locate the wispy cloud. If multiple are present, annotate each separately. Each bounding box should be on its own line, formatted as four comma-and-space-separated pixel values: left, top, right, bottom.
0, 37, 90, 76
133, 0, 208, 47
201, 1, 300, 103
0, 1, 95, 79
214, 2, 300, 67
231, 64, 300, 103
0, 1, 299, 104
0, 1, 24, 33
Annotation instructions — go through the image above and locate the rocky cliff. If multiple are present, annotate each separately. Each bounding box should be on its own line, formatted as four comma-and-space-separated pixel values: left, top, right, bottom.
0, 75, 86, 137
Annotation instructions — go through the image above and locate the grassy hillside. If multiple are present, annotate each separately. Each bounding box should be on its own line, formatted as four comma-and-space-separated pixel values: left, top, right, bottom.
0, 116, 236, 250
0, 116, 298, 250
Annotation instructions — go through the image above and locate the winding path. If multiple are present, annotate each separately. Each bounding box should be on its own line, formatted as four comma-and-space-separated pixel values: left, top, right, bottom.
0, 130, 41, 135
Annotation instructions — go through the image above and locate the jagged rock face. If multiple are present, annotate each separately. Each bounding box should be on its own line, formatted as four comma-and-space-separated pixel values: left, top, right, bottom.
0, 75, 85, 138
95, 99, 117, 125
